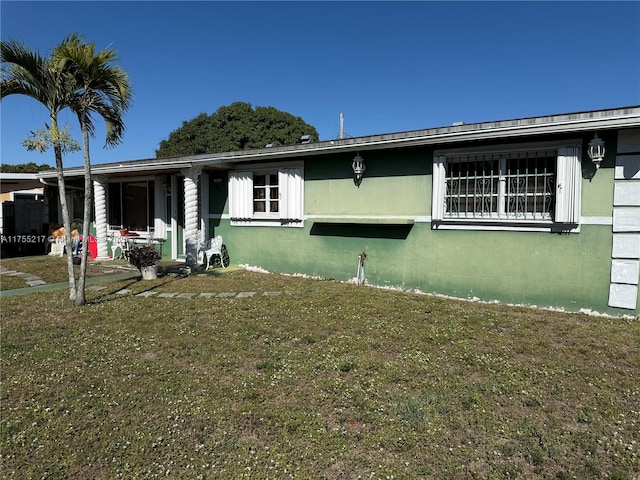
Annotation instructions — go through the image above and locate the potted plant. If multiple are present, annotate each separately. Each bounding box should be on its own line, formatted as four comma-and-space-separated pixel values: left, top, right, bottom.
127, 244, 161, 280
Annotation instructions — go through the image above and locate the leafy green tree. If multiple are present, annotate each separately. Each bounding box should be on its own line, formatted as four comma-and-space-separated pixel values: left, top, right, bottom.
0, 160, 56, 173
1, 38, 79, 299
156, 101, 319, 158
53, 33, 132, 306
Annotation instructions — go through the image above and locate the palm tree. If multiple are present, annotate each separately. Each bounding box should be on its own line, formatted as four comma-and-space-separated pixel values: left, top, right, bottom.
54, 33, 132, 306
1, 39, 79, 300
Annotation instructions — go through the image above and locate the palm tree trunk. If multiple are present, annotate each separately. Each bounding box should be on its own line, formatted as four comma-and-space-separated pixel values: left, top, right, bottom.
75, 118, 92, 307
51, 116, 77, 301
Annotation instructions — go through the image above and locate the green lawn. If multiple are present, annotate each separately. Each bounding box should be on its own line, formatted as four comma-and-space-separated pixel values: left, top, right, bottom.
1, 263, 638, 479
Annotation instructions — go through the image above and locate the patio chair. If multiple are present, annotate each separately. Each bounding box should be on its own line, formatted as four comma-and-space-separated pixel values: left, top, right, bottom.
48, 226, 79, 256
49, 237, 65, 256
200, 235, 227, 269
110, 232, 130, 260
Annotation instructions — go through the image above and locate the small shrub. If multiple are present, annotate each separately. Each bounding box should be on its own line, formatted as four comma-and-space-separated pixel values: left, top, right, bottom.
127, 244, 161, 270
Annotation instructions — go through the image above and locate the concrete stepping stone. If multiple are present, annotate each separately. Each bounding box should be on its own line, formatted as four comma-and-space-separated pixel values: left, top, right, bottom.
101, 289, 311, 300
88, 286, 107, 291
2, 269, 46, 287
236, 292, 256, 298
136, 291, 158, 297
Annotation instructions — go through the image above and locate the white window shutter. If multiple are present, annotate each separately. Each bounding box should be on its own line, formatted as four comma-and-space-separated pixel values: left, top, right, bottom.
229, 171, 253, 219
432, 156, 447, 221
279, 167, 303, 220
555, 147, 582, 224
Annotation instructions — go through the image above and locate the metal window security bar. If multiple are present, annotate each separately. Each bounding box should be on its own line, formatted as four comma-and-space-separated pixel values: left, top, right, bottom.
444, 149, 556, 221
504, 152, 555, 219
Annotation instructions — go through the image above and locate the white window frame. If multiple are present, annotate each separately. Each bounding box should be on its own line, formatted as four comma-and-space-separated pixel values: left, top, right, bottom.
252, 171, 280, 218
432, 140, 582, 232
229, 163, 304, 227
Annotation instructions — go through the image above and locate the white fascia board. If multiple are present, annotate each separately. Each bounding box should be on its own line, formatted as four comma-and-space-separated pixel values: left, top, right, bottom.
37, 158, 233, 179
0, 173, 39, 181
309, 111, 640, 153
36, 106, 640, 177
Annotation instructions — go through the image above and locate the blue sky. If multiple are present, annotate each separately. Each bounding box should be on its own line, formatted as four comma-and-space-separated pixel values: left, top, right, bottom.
1, 1, 639, 168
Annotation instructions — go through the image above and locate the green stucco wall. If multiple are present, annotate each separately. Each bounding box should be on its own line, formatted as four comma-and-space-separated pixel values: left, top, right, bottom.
161, 234, 173, 261
207, 133, 634, 316
216, 221, 615, 314
581, 130, 617, 217
305, 150, 430, 216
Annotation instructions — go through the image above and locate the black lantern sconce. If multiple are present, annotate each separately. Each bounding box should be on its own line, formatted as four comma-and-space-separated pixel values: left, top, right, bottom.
352, 152, 366, 187
587, 133, 606, 170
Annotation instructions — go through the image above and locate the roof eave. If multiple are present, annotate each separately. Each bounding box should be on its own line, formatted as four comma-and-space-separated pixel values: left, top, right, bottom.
37, 105, 640, 178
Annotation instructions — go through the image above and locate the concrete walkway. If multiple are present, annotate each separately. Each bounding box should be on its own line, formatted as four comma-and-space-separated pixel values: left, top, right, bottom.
0, 268, 139, 298
0, 264, 48, 287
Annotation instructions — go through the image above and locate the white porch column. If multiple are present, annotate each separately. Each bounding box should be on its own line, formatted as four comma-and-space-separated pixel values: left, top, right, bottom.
92, 175, 110, 260
182, 166, 203, 268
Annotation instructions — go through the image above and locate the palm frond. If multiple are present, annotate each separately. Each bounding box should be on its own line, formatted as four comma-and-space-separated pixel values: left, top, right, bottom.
52, 32, 132, 146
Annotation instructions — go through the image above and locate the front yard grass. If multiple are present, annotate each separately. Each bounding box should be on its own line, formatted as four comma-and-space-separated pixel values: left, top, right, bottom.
1, 269, 638, 479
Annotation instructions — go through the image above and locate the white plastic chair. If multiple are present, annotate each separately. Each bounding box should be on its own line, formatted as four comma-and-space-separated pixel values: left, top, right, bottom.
201, 235, 226, 269
110, 232, 130, 260
49, 237, 65, 256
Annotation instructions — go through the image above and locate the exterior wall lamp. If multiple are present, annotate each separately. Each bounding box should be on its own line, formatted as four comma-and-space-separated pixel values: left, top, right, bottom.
587, 133, 606, 169
352, 153, 366, 187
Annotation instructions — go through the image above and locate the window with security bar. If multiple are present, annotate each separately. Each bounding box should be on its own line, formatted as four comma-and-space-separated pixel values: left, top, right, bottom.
432, 143, 582, 231
444, 150, 556, 220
